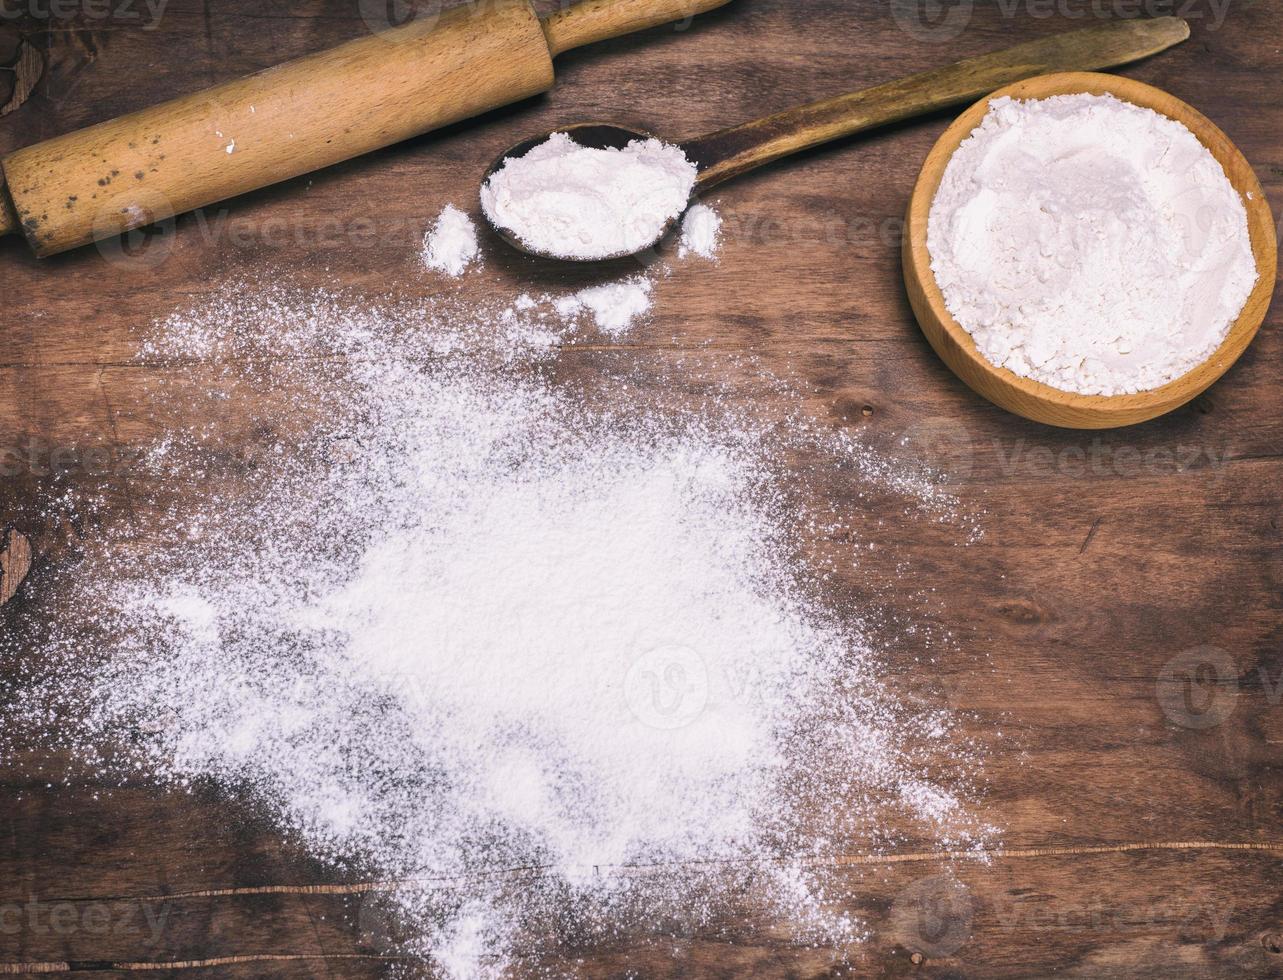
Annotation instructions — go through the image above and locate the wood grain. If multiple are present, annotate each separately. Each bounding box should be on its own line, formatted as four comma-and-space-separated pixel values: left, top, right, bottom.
0, 0, 1280, 977
0, 527, 30, 606
541, 0, 734, 57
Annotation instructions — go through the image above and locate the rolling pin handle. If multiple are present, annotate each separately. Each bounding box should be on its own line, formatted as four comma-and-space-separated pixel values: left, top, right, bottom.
541, 0, 733, 57
0, 181, 19, 239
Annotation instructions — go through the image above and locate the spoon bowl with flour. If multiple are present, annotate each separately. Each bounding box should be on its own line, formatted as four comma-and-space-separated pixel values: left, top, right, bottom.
478, 18, 1192, 262
481, 123, 689, 262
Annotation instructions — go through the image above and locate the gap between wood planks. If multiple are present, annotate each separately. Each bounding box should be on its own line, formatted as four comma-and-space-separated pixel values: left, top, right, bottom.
0, 527, 32, 606
0, 953, 401, 974
1, 840, 1280, 974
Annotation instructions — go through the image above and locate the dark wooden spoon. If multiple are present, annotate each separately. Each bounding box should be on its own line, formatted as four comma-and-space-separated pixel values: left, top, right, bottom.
481, 16, 1190, 262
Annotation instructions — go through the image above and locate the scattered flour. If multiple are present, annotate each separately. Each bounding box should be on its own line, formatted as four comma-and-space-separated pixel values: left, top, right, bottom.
679, 203, 722, 260
481, 131, 698, 260
928, 93, 1258, 396
423, 204, 480, 277
11, 282, 990, 978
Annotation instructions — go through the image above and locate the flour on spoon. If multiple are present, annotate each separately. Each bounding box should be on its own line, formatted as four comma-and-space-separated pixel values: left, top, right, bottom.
481, 132, 698, 260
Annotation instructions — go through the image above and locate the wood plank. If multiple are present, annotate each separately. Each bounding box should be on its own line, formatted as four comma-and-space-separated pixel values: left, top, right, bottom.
1, 0, 1280, 975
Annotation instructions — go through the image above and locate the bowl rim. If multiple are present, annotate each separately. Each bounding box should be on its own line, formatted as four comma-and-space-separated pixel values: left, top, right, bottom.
904, 71, 1279, 429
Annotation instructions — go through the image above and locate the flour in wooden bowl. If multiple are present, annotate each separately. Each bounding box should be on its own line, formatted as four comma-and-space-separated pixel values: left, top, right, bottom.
928, 93, 1257, 396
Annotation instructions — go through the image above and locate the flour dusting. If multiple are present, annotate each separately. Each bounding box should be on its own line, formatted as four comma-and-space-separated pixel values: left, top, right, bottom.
12, 281, 990, 977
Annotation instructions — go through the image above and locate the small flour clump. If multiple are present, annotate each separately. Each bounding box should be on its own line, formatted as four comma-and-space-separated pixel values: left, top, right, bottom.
423, 204, 480, 277
679, 203, 722, 260
481, 132, 697, 260
928, 93, 1257, 396
557, 277, 653, 335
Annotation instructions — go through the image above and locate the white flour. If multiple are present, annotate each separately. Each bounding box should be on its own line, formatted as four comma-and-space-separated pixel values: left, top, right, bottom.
419, 203, 654, 334
423, 204, 479, 277
481, 132, 698, 260
16, 282, 990, 979
421, 208, 653, 334
557, 276, 653, 335
928, 94, 1257, 396
679, 203, 722, 260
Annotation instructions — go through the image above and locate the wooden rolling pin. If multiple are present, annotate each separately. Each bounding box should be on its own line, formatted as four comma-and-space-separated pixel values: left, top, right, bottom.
0, 0, 732, 258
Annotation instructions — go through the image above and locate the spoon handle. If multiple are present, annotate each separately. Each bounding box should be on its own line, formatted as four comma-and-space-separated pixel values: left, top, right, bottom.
681, 16, 1190, 190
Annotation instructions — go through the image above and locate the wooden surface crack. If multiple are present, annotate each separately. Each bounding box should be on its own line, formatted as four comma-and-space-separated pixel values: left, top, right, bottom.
0, 954, 402, 974
1077, 516, 1103, 556
3, 842, 1278, 974
0, 527, 32, 606
23, 839, 1281, 904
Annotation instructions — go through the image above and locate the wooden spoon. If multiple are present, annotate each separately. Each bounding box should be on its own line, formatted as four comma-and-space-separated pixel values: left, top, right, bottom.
481, 17, 1191, 261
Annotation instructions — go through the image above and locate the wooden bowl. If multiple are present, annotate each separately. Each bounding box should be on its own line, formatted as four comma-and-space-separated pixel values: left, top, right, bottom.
903, 72, 1278, 429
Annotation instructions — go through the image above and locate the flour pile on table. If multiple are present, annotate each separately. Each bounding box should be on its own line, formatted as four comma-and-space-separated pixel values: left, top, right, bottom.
24, 283, 987, 978
679, 203, 723, 260
553, 276, 654, 336
422, 204, 480, 276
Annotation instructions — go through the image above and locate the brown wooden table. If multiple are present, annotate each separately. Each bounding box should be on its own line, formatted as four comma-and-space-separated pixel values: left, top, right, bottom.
1, 0, 1280, 976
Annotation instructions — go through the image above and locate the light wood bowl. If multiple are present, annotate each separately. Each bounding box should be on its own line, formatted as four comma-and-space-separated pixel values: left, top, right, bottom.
903, 71, 1278, 429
